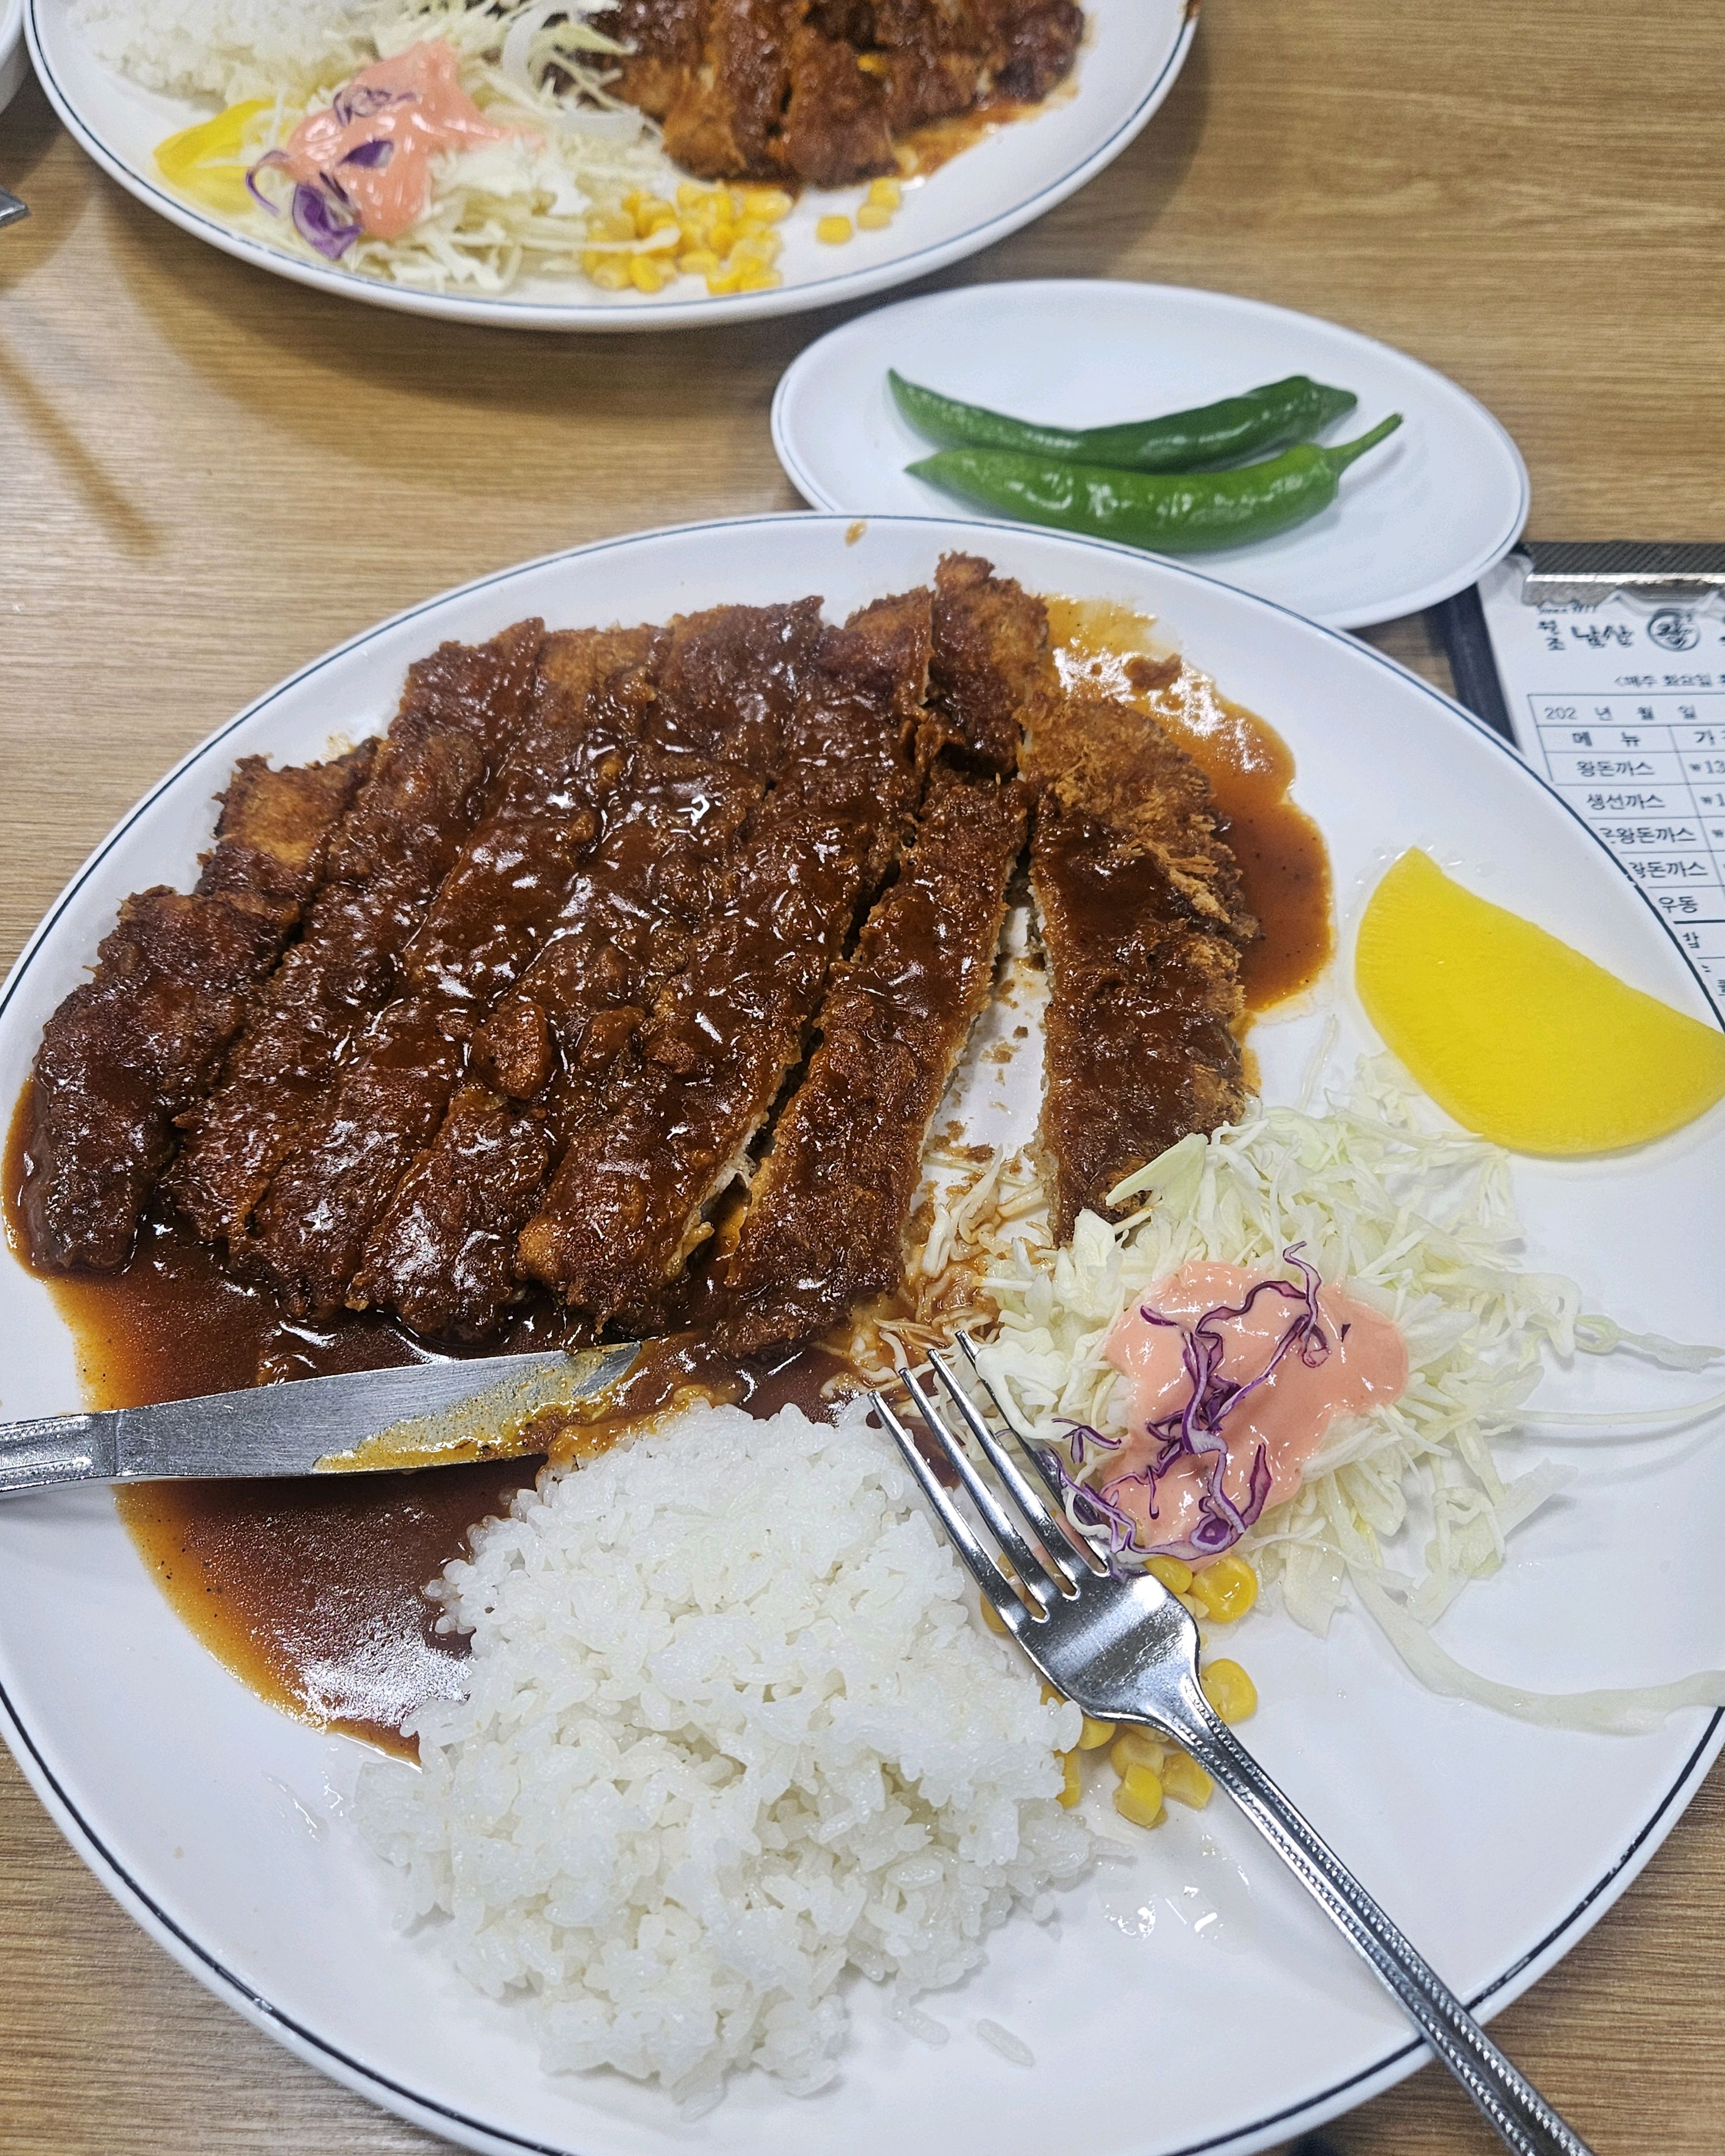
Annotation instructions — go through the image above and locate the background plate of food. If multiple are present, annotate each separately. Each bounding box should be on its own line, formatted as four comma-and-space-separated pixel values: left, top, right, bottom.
773, 280, 1532, 627
26, 0, 1194, 329
2, 513, 1723, 2156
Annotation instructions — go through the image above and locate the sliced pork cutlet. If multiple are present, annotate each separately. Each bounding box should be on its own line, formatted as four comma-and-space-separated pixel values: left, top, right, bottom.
662, 0, 791, 179
1027, 689, 1258, 1245
240, 627, 657, 1315
610, 0, 710, 118
864, 0, 990, 133
720, 762, 1029, 1355
164, 620, 543, 1250
929, 551, 1052, 773
975, 0, 1084, 100
516, 585, 933, 1330
351, 601, 823, 1340
778, 18, 895, 184
21, 747, 372, 1271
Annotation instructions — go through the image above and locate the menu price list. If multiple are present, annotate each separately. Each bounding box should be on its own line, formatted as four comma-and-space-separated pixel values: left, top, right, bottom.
1532, 692, 1725, 1015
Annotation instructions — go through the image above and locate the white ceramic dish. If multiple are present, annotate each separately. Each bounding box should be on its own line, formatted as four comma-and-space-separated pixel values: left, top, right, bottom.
25, 0, 1191, 332
772, 282, 1532, 628
2, 515, 1721, 2156
0, 0, 26, 116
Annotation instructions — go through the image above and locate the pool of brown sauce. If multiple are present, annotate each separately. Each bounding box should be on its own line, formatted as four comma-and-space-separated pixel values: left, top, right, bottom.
2, 620, 1330, 1758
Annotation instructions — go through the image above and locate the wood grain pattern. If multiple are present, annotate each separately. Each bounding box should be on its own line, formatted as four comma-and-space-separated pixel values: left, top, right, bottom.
3, 0, 1723, 2147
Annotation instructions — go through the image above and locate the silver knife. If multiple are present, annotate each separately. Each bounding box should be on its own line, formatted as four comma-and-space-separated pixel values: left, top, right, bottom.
0, 1342, 641, 1498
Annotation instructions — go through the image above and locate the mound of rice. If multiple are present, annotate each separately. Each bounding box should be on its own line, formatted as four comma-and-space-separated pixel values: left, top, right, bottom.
71, 0, 380, 104
353, 1401, 1090, 2108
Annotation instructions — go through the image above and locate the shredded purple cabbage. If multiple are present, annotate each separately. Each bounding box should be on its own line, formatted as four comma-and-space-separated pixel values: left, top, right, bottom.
339, 137, 395, 172
1082, 1245, 1329, 1568
332, 82, 415, 126
245, 147, 290, 213
290, 180, 362, 259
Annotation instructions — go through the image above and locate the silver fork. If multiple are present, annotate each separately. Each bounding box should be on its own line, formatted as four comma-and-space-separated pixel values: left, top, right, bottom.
871, 1337, 1596, 2156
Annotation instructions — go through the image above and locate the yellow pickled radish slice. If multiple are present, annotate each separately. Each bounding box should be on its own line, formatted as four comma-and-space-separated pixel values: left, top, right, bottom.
1356, 849, 1725, 1154
155, 99, 273, 216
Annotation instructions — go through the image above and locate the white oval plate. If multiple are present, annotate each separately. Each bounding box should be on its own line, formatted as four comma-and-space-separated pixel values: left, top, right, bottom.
2, 515, 1720, 2156
0, 0, 26, 115
772, 282, 1531, 627
26, 0, 1191, 332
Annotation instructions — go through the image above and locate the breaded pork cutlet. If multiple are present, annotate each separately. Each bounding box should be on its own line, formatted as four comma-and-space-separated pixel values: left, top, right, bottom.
241, 624, 657, 1317
516, 586, 933, 1329
21, 747, 371, 1271
929, 551, 1052, 772
349, 601, 823, 1340
721, 762, 1029, 1355
164, 620, 543, 1250
1026, 686, 1258, 1244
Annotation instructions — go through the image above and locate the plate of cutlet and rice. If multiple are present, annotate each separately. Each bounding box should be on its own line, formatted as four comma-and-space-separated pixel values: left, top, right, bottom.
2, 514, 1724, 2156
30, 0, 1194, 327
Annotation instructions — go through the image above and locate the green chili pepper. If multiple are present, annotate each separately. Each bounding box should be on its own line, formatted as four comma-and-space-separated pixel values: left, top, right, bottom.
889, 369, 1359, 473
906, 415, 1404, 555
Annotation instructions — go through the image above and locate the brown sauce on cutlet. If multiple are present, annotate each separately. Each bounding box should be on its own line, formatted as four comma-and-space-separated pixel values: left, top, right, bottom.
1046, 599, 1333, 1014
2, 607, 1331, 1760
3, 1088, 847, 1756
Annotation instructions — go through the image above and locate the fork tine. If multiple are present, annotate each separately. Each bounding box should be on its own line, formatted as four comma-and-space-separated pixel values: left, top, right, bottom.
870, 1392, 1031, 1633
902, 1362, 1074, 1602
947, 1338, 1108, 1576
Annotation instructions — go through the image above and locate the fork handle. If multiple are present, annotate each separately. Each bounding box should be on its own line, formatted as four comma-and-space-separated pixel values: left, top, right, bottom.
1164, 1703, 1595, 2155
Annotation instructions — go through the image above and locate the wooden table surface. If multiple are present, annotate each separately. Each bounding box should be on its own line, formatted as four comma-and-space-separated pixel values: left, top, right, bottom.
3, 1, 1723, 2149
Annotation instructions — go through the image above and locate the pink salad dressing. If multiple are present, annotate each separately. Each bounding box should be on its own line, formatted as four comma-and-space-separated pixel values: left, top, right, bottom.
281, 40, 512, 240
1099, 1261, 1408, 1560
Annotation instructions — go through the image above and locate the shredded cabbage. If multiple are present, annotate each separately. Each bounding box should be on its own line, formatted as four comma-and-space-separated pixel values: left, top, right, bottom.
133, 0, 695, 296
972, 1057, 1725, 1735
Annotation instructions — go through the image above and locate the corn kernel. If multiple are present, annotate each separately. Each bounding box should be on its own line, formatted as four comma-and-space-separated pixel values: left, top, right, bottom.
1040, 1682, 1064, 1704
629, 252, 670, 293
587, 208, 635, 243
856, 204, 893, 230
1201, 1658, 1258, 1725
978, 1593, 1009, 1636
1160, 1751, 1214, 1809
724, 187, 747, 217
1057, 1749, 1083, 1808
731, 231, 783, 267
741, 186, 793, 221
585, 255, 631, 290
1076, 1714, 1116, 1752
676, 178, 711, 208
1109, 1727, 1165, 1775
867, 177, 902, 209
1191, 1555, 1258, 1624
737, 264, 783, 290
704, 266, 742, 294
1146, 1555, 1194, 1595
1176, 1591, 1207, 1622
708, 220, 737, 255
735, 215, 769, 240
631, 194, 674, 237
815, 213, 854, 244
1112, 1762, 1164, 1829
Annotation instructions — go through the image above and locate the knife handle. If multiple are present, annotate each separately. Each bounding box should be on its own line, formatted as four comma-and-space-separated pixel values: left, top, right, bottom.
0, 1413, 117, 1497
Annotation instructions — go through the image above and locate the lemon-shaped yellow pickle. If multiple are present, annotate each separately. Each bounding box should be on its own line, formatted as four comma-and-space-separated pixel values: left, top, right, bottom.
1356, 849, 1725, 1154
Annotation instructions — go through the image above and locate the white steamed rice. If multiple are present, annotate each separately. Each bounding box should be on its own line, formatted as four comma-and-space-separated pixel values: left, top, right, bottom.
353, 1401, 1090, 2108
71, 0, 381, 104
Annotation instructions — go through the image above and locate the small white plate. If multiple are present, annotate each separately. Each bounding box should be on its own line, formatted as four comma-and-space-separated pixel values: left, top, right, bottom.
2, 515, 1722, 2156
0, 0, 26, 116
772, 281, 1531, 628
26, 0, 1191, 332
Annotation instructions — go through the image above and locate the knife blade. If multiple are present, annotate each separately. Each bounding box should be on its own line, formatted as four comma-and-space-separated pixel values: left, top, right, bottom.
0, 1342, 642, 1498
